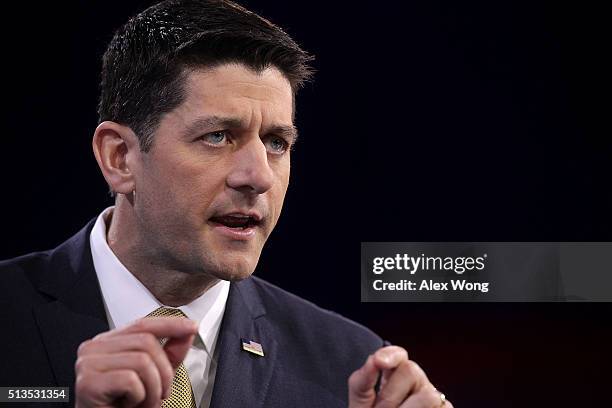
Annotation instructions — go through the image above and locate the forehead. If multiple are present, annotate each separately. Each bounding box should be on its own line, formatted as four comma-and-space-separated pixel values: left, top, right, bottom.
177, 63, 294, 124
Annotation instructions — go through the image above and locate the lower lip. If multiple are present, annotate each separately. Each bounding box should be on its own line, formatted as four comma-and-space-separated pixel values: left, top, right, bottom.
211, 223, 257, 241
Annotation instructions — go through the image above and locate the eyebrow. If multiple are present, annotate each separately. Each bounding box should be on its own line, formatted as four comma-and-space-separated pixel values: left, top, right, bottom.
183, 115, 299, 143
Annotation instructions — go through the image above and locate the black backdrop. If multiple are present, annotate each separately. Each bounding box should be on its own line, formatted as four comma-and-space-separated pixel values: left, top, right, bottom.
1, 1, 610, 406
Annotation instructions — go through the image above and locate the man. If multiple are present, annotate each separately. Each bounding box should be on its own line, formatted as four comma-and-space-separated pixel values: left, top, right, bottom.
0, 1, 452, 407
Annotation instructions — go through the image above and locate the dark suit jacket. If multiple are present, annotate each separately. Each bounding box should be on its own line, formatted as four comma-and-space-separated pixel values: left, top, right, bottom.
0, 220, 384, 407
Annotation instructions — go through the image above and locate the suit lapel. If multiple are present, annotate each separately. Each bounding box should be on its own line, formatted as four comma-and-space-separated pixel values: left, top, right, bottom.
210, 278, 277, 408
33, 220, 109, 387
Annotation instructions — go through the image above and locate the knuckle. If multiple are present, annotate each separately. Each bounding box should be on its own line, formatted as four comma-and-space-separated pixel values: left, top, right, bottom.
391, 345, 409, 358
374, 347, 389, 360
405, 359, 423, 377
133, 351, 152, 368
74, 356, 89, 373
77, 339, 92, 355
132, 318, 149, 331
140, 333, 160, 349
124, 370, 142, 389
400, 359, 418, 376
406, 359, 419, 370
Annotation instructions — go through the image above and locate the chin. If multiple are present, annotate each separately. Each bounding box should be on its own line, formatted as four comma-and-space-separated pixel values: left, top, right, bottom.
222, 270, 255, 282
208, 255, 259, 282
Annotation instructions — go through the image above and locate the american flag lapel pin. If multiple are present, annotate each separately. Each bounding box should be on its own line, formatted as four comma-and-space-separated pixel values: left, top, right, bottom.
241, 338, 264, 357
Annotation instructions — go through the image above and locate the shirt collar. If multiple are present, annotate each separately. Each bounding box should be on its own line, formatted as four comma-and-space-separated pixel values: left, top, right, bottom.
90, 206, 230, 355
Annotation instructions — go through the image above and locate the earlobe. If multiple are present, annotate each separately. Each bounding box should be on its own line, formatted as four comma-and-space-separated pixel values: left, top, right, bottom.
92, 121, 138, 195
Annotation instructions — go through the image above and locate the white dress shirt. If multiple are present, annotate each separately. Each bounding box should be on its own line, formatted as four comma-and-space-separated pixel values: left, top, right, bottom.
90, 207, 229, 408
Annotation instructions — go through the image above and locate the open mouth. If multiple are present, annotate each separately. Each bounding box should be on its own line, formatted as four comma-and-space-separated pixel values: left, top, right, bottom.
209, 214, 261, 230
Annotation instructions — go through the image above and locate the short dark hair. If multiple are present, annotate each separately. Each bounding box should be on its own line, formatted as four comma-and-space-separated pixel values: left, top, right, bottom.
98, 0, 313, 151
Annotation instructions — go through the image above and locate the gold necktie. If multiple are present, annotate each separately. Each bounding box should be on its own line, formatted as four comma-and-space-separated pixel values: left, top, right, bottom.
146, 307, 197, 408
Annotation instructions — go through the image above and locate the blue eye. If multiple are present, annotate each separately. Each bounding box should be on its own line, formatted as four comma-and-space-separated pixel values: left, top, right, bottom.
202, 131, 227, 145
266, 136, 289, 154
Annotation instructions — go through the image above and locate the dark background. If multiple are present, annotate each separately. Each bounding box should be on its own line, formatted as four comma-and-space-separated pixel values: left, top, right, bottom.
2, 1, 610, 406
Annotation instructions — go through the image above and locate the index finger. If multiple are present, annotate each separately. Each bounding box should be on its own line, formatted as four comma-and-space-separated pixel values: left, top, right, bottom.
97, 317, 199, 341
372, 346, 409, 371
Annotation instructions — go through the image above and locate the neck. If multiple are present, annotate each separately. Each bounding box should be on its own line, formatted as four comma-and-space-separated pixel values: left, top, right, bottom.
106, 197, 219, 306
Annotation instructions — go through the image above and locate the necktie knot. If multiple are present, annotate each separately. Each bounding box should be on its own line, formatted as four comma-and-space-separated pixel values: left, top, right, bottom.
147, 306, 188, 319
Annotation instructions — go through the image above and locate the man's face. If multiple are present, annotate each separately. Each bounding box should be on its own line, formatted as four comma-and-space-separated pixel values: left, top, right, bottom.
130, 63, 294, 281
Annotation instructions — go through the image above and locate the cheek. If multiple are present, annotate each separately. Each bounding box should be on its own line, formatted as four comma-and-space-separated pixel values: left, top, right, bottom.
270, 171, 290, 221
274, 157, 291, 189
179, 168, 227, 214
141, 159, 226, 219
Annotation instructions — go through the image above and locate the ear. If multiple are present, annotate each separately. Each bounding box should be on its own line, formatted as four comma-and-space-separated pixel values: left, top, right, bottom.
92, 121, 140, 195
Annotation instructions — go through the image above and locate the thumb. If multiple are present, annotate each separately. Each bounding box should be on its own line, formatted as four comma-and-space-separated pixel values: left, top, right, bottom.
348, 355, 379, 407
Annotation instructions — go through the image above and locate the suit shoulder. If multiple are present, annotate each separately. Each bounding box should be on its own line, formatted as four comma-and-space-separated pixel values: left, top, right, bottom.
0, 251, 52, 284
0, 251, 54, 304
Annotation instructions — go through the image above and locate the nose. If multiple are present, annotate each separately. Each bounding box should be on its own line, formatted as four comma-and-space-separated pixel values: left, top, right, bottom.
226, 138, 274, 195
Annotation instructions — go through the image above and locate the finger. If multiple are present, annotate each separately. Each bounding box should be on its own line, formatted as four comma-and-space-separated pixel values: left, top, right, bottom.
164, 332, 197, 369
76, 369, 146, 408
348, 354, 379, 407
399, 385, 452, 408
372, 346, 410, 395
76, 352, 163, 407
374, 360, 426, 408
78, 333, 174, 399
372, 346, 409, 371
95, 317, 198, 341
